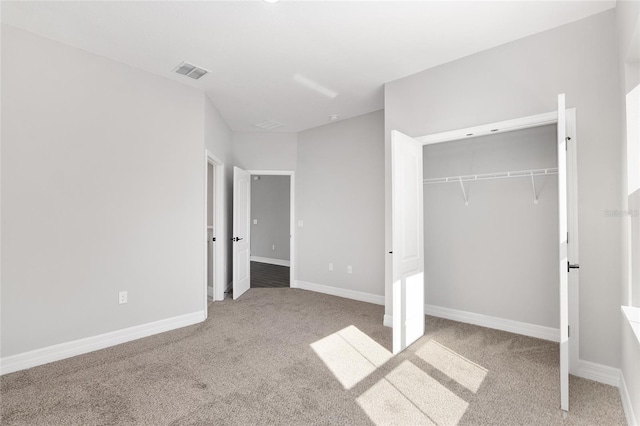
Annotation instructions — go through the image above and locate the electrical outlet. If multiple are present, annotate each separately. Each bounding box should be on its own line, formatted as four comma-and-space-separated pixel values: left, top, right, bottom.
272, 245, 275, 251
253, 219, 258, 225
347, 265, 353, 274
329, 263, 334, 271
119, 291, 128, 304
298, 220, 304, 228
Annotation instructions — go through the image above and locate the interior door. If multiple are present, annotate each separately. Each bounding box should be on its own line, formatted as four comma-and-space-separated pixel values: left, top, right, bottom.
558, 93, 579, 412
391, 130, 425, 354
233, 166, 251, 300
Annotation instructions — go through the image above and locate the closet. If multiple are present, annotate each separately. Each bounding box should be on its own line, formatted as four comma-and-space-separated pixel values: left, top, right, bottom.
391, 96, 577, 411
422, 124, 559, 330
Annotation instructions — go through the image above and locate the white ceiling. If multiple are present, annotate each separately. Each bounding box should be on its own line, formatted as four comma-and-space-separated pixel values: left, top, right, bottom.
1, 1, 615, 133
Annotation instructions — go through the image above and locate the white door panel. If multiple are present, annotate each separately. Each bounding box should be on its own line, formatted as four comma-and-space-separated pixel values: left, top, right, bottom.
233, 166, 251, 300
558, 94, 573, 412
391, 130, 425, 354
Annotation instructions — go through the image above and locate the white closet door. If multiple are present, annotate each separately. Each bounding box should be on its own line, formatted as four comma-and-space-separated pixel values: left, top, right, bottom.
558, 94, 579, 411
233, 166, 251, 300
391, 130, 425, 354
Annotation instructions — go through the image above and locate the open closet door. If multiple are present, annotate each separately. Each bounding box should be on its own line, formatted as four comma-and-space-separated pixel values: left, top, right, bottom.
233, 166, 251, 300
558, 93, 579, 412
391, 130, 424, 354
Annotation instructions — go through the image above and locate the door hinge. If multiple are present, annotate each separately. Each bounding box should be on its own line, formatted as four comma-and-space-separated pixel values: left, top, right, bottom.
567, 232, 569, 244
568, 326, 570, 338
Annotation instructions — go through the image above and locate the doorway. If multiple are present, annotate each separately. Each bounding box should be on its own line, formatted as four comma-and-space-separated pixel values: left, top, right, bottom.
389, 101, 579, 411
249, 174, 291, 288
205, 150, 225, 308
232, 168, 296, 299
415, 107, 579, 381
422, 124, 560, 338
248, 170, 295, 289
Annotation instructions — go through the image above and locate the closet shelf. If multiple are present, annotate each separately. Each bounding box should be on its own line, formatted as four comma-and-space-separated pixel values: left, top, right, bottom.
423, 168, 558, 185
423, 167, 558, 206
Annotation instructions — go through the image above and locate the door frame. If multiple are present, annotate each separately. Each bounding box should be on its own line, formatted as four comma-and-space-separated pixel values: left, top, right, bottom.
204, 150, 225, 307
247, 170, 296, 288
415, 108, 579, 373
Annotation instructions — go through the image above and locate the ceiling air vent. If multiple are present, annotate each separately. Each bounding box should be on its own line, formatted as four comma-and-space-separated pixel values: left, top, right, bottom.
254, 120, 284, 130
173, 62, 209, 80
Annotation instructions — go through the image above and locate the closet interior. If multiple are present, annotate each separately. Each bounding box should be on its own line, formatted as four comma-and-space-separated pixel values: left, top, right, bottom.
423, 124, 560, 331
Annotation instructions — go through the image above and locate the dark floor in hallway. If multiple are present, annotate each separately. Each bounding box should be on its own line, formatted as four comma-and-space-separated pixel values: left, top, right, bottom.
250, 261, 289, 288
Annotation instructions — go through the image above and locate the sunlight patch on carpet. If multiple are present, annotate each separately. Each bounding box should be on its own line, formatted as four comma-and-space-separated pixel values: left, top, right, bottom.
310, 325, 392, 389
415, 340, 488, 393
356, 378, 435, 426
386, 360, 469, 425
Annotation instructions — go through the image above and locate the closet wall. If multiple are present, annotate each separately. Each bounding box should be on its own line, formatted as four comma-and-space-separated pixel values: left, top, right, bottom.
424, 125, 559, 328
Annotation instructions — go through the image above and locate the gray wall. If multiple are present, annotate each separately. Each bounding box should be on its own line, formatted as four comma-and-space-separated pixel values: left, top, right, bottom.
423, 125, 559, 328
296, 110, 385, 295
0, 25, 213, 357
616, 0, 640, 422
251, 176, 291, 261
385, 10, 622, 367
233, 132, 297, 171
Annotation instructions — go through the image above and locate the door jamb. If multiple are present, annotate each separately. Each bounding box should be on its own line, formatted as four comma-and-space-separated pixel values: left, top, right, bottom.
415, 109, 579, 373
246, 170, 296, 288
205, 150, 225, 308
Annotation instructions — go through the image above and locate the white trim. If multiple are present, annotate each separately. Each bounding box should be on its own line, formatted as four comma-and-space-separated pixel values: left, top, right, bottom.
247, 170, 296, 288
295, 280, 384, 306
383, 314, 393, 328
575, 360, 621, 388
0, 311, 206, 376
424, 304, 560, 342
622, 305, 640, 344
250, 256, 290, 267
620, 372, 638, 426
417, 111, 558, 146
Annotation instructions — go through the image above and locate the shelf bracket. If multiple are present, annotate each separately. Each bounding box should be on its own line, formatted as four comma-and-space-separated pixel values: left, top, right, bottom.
459, 177, 469, 206
530, 172, 539, 204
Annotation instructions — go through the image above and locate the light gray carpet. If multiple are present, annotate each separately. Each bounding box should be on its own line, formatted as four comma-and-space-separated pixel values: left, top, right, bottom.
1, 289, 626, 425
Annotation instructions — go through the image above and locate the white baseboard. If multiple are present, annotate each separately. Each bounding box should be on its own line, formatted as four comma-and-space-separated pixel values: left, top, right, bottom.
250, 256, 290, 267
620, 372, 638, 426
0, 310, 206, 376
294, 280, 384, 306
424, 304, 560, 342
575, 359, 621, 387
383, 314, 393, 328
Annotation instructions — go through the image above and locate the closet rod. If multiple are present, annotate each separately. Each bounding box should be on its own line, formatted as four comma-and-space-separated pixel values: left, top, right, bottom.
423, 168, 558, 185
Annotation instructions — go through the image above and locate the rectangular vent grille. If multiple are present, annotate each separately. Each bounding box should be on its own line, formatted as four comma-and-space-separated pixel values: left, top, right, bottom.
174, 62, 209, 80
254, 120, 284, 130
